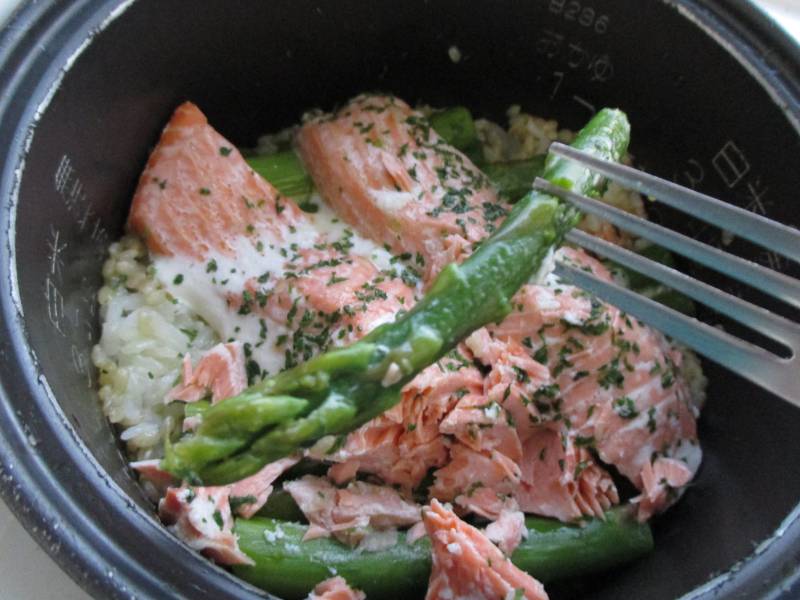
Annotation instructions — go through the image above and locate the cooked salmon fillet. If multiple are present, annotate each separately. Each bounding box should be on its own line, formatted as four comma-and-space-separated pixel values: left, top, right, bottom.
297, 94, 508, 281
129, 102, 295, 260
423, 499, 548, 600
127, 102, 416, 379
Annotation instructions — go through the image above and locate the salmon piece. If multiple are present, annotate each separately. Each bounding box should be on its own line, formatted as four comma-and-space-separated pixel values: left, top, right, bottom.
327, 350, 482, 490
633, 456, 694, 521
227, 456, 299, 519
284, 475, 421, 545
430, 443, 521, 519
166, 342, 247, 404
488, 247, 701, 518
157, 457, 296, 563
159, 485, 254, 566
438, 391, 522, 458
130, 458, 176, 493
407, 520, 428, 543
307, 577, 366, 600
423, 500, 548, 600
485, 508, 528, 555
515, 428, 618, 522
129, 102, 295, 260
297, 94, 508, 281
465, 328, 554, 441
258, 247, 416, 350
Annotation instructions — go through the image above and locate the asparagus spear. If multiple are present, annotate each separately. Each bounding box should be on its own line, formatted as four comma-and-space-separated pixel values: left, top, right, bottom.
233, 507, 652, 599
162, 108, 630, 485
428, 105, 483, 161
482, 156, 546, 202
247, 150, 314, 204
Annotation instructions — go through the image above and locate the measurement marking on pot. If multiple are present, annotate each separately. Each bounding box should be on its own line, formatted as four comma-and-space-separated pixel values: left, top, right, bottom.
744, 179, 769, 216
53, 154, 109, 242
674, 159, 706, 190
547, 0, 610, 35
550, 71, 564, 99
764, 251, 785, 272
48, 155, 107, 383
44, 276, 65, 336
535, 29, 614, 83
47, 225, 67, 278
672, 141, 778, 277
712, 140, 750, 188
572, 94, 595, 114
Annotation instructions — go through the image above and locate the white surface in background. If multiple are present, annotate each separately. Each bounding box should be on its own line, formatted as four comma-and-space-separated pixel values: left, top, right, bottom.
0, 1, 798, 599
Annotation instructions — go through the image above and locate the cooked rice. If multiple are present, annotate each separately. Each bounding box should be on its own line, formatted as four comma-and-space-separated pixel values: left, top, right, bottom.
91, 235, 217, 459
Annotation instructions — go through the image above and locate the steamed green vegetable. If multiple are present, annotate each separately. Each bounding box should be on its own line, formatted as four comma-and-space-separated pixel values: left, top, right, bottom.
482, 157, 546, 202
247, 150, 314, 203
161, 108, 630, 485
427, 106, 548, 201
233, 508, 653, 599
429, 105, 482, 161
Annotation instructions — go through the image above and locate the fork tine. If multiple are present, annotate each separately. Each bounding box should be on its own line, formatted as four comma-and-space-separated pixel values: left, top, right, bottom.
565, 229, 800, 348
534, 177, 800, 310
553, 261, 795, 405
549, 142, 800, 263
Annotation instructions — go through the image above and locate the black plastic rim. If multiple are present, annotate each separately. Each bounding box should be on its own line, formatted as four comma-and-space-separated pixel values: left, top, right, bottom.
0, 1, 798, 599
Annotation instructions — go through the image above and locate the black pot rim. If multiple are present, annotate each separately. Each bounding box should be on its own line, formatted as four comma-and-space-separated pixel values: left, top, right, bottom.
0, 1, 798, 599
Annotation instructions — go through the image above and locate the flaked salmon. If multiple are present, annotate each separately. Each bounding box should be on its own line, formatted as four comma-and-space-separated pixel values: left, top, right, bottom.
284, 475, 421, 545
485, 508, 528, 555
423, 499, 548, 600
514, 428, 619, 523
327, 349, 482, 490
227, 456, 300, 519
166, 341, 247, 404
488, 247, 701, 519
157, 456, 297, 562
159, 485, 253, 566
307, 576, 366, 600
297, 94, 508, 281
296, 94, 702, 524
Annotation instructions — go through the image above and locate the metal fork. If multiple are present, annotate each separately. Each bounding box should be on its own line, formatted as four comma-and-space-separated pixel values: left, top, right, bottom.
534, 142, 800, 407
